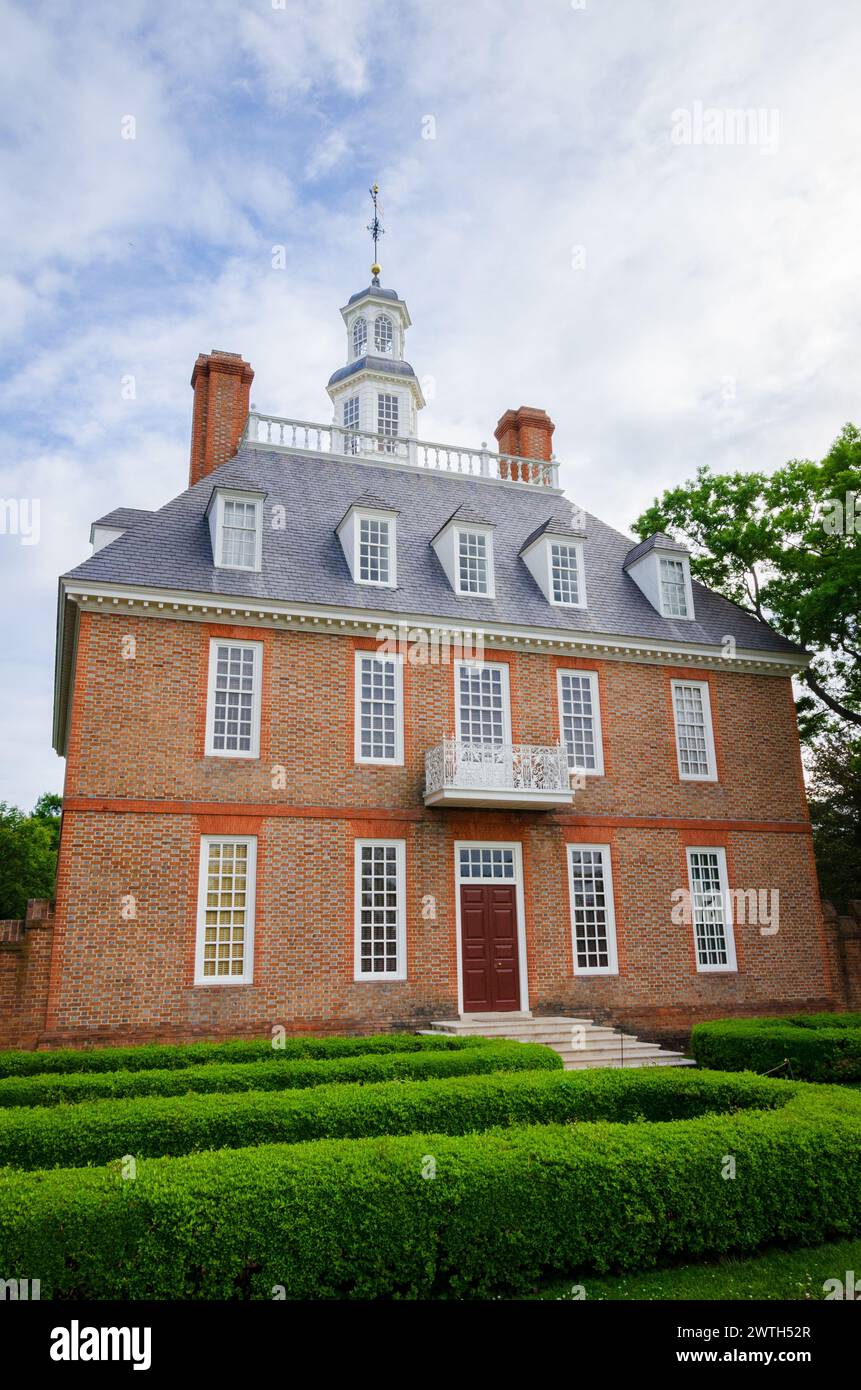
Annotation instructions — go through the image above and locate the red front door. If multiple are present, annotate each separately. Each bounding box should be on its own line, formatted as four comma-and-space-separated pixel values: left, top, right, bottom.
460, 883, 521, 1012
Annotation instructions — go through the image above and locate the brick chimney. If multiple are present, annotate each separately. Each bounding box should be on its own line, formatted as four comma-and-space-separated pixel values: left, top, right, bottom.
494, 405, 555, 463
189, 350, 254, 486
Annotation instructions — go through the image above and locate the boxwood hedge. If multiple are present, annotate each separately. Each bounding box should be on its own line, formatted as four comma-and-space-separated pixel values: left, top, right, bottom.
690, 1015, 861, 1082
0, 1041, 558, 1109
0, 1032, 493, 1080
1, 1076, 859, 1298
0, 1066, 787, 1170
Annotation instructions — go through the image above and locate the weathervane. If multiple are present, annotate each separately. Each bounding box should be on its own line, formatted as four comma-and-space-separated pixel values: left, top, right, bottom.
367, 183, 384, 283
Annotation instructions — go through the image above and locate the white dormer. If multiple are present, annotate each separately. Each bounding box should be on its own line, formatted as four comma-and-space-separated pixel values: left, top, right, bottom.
624, 533, 695, 620
337, 494, 399, 587
520, 515, 587, 608
327, 279, 425, 452
432, 507, 496, 598
206, 485, 265, 572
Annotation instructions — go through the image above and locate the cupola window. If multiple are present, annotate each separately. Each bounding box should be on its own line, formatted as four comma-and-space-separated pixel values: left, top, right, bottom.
352, 317, 367, 357
374, 314, 394, 355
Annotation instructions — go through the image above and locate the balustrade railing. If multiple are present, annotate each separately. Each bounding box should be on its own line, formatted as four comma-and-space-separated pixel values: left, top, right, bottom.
424, 739, 571, 796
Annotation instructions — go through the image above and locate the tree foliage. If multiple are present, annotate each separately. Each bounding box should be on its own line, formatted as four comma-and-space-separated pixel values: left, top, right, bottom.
0, 796, 61, 920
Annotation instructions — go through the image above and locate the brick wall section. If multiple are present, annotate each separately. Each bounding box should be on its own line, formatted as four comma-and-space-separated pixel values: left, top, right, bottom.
188, 350, 254, 487
0, 901, 55, 1048
1, 608, 829, 1048
822, 900, 861, 1009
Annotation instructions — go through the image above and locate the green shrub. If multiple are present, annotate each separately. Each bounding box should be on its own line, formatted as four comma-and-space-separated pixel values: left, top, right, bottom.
0, 1066, 787, 1171
0, 1032, 494, 1080
0, 1041, 558, 1109
1, 1078, 859, 1298
690, 1015, 861, 1082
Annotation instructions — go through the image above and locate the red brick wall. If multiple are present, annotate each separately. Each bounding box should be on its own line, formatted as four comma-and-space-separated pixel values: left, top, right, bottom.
0, 901, 55, 1048
6, 609, 835, 1047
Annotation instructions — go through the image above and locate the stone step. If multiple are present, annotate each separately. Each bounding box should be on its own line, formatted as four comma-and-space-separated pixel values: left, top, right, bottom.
427, 1012, 695, 1071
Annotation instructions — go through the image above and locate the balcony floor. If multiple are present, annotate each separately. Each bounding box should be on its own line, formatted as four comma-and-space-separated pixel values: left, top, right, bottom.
423, 786, 575, 810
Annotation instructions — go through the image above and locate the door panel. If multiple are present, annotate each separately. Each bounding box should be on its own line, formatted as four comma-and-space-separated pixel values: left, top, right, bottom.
460, 883, 520, 1012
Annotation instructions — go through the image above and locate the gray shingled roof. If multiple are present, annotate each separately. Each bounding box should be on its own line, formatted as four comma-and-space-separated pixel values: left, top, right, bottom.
623, 531, 689, 568
347, 285, 400, 305
66, 446, 802, 656
520, 511, 587, 554
327, 356, 418, 388
93, 507, 154, 530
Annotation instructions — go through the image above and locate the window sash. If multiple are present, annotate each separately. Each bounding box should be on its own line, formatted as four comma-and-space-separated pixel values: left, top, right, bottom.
558, 670, 603, 773
551, 542, 581, 605
377, 393, 398, 453
358, 516, 390, 584
374, 314, 394, 354
195, 836, 256, 985
456, 661, 510, 746
352, 317, 367, 357
687, 848, 736, 971
354, 652, 402, 763
672, 680, 716, 780
458, 846, 515, 879
457, 529, 490, 595
206, 641, 262, 758
567, 844, 618, 974
343, 396, 360, 454
354, 840, 406, 980
660, 558, 688, 617
220, 498, 259, 570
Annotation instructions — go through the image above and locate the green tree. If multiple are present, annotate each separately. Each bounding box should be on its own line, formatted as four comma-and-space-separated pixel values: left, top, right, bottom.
807, 736, 861, 913
0, 796, 61, 920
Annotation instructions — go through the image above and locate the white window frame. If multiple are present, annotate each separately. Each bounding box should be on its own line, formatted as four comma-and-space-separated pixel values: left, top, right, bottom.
204, 638, 263, 759
352, 316, 367, 358
549, 539, 586, 608
194, 835, 257, 986
354, 838, 407, 982
566, 843, 619, 976
353, 650, 404, 765
659, 556, 693, 620
454, 659, 512, 746
686, 846, 737, 973
356, 510, 397, 588
671, 679, 718, 782
374, 313, 394, 355
455, 526, 495, 598
212, 490, 263, 573
556, 668, 604, 776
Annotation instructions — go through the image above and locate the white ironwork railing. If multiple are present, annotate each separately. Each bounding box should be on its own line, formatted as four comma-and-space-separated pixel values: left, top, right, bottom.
243, 411, 559, 488
425, 739, 571, 795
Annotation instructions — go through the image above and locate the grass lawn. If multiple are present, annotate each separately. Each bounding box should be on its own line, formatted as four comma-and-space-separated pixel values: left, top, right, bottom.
528, 1236, 861, 1301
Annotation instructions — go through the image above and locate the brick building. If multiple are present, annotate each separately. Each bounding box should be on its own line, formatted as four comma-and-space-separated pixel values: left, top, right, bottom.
4, 268, 837, 1048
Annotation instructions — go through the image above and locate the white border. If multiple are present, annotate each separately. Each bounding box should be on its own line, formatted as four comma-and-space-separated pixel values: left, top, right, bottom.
214, 491, 263, 573
566, 843, 619, 976
354, 838, 407, 982
454, 840, 529, 1014
548, 538, 587, 609
204, 637, 263, 759
454, 658, 512, 745
355, 508, 397, 589
353, 649, 404, 765
556, 667, 605, 776
686, 845, 738, 973
194, 834, 257, 986
658, 555, 695, 621
671, 678, 718, 782
454, 525, 496, 598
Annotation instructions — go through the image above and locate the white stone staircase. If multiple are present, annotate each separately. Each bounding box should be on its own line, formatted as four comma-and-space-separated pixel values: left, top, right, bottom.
427, 1013, 696, 1070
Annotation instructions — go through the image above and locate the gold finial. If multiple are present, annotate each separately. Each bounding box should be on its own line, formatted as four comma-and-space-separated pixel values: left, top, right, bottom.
371, 263, 381, 277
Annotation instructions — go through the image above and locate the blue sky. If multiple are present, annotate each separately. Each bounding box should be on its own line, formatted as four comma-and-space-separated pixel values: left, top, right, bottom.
2, 0, 860, 810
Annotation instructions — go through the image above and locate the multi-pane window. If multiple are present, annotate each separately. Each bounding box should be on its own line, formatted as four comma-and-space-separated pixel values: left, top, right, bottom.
355, 652, 402, 763
567, 845, 618, 974
374, 314, 394, 355
551, 542, 582, 605
558, 670, 603, 774
343, 395, 360, 454
660, 557, 689, 617
358, 516, 391, 584
457, 529, 491, 595
687, 848, 735, 971
377, 393, 399, 453
355, 840, 406, 979
672, 680, 717, 780
196, 837, 256, 984
220, 498, 259, 569
352, 316, 367, 357
458, 847, 515, 879
206, 641, 262, 758
457, 662, 508, 745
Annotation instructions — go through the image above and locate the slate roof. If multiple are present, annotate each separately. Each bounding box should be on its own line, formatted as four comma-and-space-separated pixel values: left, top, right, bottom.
92, 507, 154, 530
623, 531, 689, 568
347, 285, 400, 305
65, 446, 803, 656
520, 510, 587, 554
327, 356, 418, 388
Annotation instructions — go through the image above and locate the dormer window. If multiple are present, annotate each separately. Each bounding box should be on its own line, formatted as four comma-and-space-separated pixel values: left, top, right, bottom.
520, 519, 586, 608
337, 496, 399, 588
431, 508, 496, 599
374, 314, 394, 355
352, 317, 367, 358
660, 557, 688, 617
206, 487, 264, 572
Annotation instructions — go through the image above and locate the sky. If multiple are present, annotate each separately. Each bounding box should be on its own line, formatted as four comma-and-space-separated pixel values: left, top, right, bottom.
1, 0, 860, 811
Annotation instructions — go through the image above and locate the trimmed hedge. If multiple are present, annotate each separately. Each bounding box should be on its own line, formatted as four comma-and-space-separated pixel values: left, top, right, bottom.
0, 1041, 558, 1109
1, 1077, 859, 1298
0, 1066, 787, 1171
0, 1032, 494, 1080
690, 1015, 861, 1083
